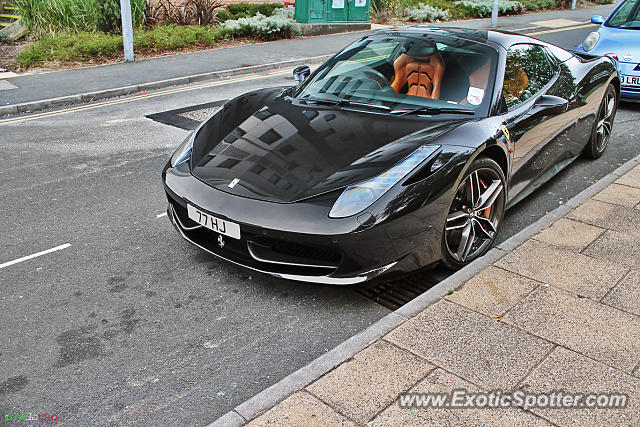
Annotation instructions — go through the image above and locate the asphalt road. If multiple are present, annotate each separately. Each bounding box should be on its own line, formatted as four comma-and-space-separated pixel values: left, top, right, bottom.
1, 25, 639, 425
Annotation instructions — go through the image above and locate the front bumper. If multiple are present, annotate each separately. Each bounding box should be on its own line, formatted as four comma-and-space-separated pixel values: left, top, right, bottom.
162, 160, 451, 285
168, 203, 401, 284
620, 87, 640, 102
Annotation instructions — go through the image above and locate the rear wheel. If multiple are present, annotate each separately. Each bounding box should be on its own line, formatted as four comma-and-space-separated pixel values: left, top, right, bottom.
584, 84, 617, 159
441, 157, 506, 270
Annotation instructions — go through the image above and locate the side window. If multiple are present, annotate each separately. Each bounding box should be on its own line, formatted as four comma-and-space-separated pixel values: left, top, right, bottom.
502, 44, 555, 109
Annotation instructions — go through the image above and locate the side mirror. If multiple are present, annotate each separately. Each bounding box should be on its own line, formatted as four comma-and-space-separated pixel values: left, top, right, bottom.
530, 95, 569, 117
591, 15, 605, 25
293, 65, 310, 84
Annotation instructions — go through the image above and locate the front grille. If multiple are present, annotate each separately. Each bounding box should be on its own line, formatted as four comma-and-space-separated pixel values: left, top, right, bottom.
171, 201, 199, 228
249, 236, 342, 267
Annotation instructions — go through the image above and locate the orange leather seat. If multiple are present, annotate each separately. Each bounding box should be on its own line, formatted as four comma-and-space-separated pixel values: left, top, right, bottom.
391, 49, 445, 100
503, 64, 530, 102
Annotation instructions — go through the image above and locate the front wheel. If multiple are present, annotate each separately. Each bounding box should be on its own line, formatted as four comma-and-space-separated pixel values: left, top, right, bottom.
584, 83, 617, 159
441, 157, 506, 270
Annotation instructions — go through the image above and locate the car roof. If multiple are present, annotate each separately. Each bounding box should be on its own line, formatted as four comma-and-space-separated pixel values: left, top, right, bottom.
368, 25, 531, 49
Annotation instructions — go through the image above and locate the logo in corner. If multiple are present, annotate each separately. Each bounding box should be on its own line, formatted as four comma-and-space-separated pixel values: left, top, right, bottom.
228, 178, 240, 189
218, 235, 225, 249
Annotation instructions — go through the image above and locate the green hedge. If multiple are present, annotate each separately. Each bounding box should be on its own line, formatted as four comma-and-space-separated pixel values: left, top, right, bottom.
217, 3, 284, 22
15, 25, 227, 68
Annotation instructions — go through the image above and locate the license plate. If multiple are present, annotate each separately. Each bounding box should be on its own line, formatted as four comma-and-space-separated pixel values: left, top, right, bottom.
187, 204, 240, 239
621, 74, 640, 87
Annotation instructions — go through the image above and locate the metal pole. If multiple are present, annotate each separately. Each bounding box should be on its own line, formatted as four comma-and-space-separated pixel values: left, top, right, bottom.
571, 0, 576, 10
120, 0, 134, 62
491, 0, 499, 27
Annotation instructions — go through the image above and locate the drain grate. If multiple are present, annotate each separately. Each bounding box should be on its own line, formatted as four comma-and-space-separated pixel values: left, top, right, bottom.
355, 266, 451, 310
146, 100, 228, 130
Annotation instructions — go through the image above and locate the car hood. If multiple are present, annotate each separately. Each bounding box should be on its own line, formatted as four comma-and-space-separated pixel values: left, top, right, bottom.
594, 26, 640, 63
191, 94, 467, 203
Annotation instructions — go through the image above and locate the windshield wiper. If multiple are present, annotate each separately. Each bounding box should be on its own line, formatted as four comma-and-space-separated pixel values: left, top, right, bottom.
301, 94, 347, 106
300, 95, 391, 111
390, 106, 476, 116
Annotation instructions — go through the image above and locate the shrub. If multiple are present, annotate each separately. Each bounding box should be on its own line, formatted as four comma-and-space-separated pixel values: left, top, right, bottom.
134, 23, 222, 50
220, 12, 300, 40
404, 3, 450, 21
15, 24, 227, 68
97, 0, 123, 33
272, 7, 294, 19
520, 0, 556, 10
454, 0, 523, 17
17, 0, 145, 36
190, 0, 225, 25
217, 2, 283, 21
16, 31, 122, 67
17, 0, 98, 35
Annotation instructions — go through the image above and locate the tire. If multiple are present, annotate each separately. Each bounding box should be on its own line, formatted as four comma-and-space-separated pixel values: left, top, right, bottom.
441, 157, 506, 270
584, 83, 617, 159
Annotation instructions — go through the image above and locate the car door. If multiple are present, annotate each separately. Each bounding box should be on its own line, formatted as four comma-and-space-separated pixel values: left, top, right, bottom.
498, 43, 578, 205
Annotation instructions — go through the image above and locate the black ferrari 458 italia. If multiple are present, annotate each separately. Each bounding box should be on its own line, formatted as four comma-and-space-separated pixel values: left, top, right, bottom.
162, 26, 619, 284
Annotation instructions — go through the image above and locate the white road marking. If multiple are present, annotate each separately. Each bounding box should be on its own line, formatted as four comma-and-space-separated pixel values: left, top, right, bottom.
531, 18, 584, 28
0, 243, 71, 270
156, 212, 168, 218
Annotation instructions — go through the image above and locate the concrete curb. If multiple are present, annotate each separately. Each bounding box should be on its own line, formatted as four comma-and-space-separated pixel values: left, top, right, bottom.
0, 55, 332, 117
209, 152, 640, 427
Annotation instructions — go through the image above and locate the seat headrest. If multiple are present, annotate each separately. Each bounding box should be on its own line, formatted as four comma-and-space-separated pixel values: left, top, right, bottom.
405, 42, 438, 58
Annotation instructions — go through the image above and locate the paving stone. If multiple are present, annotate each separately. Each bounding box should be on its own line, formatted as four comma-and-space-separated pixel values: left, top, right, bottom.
385, 300, 553, 390
594, 183, 640, 208
503, 285, 640, 374
602, 269, 640, 317
616, 164, 640, 188
495, 239, 626, 299
521, 347, 640, 426
369, 368, 550, 426
532, 218, 605, 251
567, 199, 640, 237
306, 340, 434, 424
248, 391, 354, 427
583, 230, 640, 270
446, 265, 540, 317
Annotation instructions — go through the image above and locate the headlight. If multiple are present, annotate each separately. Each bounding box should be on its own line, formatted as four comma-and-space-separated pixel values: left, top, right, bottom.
170, 132, 194, 167
329, 145, 440, 218
582, 32, 600, 52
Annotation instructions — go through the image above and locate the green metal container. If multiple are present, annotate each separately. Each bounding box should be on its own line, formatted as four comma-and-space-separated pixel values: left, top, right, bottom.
295, 0, 370, 23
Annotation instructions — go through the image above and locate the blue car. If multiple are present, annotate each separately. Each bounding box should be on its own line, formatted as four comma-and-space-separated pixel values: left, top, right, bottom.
577, 0, 640, 102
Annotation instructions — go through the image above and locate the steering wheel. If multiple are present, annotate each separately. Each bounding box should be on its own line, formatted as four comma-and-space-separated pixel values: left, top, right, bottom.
359, 69, 390, 89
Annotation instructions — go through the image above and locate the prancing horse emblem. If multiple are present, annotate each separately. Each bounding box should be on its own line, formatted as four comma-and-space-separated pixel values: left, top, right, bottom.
218, 235, 225, 248
228, 178, 240, 188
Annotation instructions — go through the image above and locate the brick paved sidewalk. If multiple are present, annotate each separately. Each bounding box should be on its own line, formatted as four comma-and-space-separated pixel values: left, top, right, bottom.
247, 162, 640, 426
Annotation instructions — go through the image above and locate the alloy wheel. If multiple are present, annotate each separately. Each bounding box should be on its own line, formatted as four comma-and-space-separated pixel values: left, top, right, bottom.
594, 90, 616, 153
444, 167, 505, 264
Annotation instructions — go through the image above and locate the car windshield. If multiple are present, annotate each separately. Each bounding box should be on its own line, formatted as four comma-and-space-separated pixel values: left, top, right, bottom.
293, 34, 499, 115
606, 0, 640, 29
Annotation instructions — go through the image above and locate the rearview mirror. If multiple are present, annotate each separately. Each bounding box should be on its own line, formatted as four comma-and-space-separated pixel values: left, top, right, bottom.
591, 15, 605, 25
529, 95, 569, 118
293, 65, 311, 84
